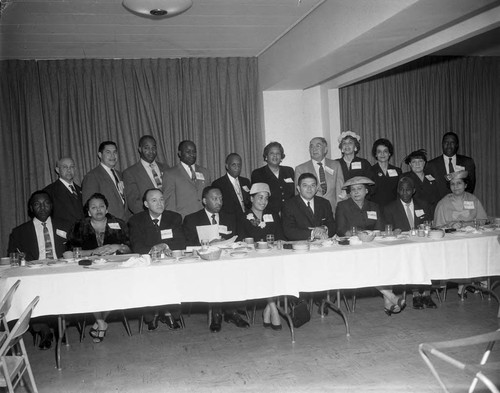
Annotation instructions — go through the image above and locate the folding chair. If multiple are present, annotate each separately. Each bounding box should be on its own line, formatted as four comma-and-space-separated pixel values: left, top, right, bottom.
419, 329, 500, 393
0, 296, 40, 393
0, 280, 21, 345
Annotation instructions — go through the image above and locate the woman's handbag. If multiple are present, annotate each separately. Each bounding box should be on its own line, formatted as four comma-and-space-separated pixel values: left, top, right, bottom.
289, 299, 311, 328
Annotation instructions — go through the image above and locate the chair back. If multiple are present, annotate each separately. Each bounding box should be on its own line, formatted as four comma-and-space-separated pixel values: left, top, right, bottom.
0, 296, 39, 355
0, 280, 21, 331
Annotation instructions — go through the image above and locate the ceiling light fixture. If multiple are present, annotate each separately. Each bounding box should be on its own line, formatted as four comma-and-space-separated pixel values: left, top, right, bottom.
122, 0, 192, 18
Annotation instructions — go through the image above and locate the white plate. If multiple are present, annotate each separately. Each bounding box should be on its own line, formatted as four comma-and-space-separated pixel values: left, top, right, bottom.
47, 260, 68, 266
27, 262, 44, 269
255, 247, 271, 252
179, 256, 199, 262
230, 251, 248, 258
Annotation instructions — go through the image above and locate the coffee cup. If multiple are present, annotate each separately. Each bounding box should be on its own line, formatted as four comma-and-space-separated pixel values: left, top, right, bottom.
244, 237, 254, 245
171, 250, 182, 259
256, 241, 268, 249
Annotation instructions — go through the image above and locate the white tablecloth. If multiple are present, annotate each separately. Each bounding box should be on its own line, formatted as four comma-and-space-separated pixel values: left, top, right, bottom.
1, 232, 499, 320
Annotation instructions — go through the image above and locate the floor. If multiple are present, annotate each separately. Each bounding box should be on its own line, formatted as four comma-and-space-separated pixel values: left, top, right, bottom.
17, 287, 500, 393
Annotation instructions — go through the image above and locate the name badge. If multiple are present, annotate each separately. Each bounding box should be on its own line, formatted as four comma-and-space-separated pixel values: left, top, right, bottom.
108, 223, 121, 230
456, 165, 465, 171
56, 229, 67, 239
387, 169, 398, 177
242, 185, 250, 192
367, 211, 377, 220
415, 209, 425, 217
161, 229, 173, 239
218, 225, 232, 235
284, 178, 294, 183
425, 174, 435, 181
464, 201, 475, 210
263, 214, 274, 222
351, 162, 362, 170
195, 172, 205, 181
324, 166, 334, 175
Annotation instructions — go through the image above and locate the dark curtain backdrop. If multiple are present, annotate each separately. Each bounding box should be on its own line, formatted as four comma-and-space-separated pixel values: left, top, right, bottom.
0, 57, 263, 255
340, 56, 500, 217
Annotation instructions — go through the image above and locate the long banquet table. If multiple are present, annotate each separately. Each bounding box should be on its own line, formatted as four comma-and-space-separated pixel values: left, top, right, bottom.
2, 231, 500, 322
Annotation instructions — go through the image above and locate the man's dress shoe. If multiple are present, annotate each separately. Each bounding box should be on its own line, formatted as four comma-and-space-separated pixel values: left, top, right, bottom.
412, 295, 424, 310
210, 313, 222, 333
422, 295, 437, 309
146, 317, 158, 331
159, 315, 181, 330
38, 332, 53, 350
224, 312, 250, 328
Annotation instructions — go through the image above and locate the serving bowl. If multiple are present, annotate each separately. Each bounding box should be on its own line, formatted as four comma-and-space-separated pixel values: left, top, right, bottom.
357, 231, 376, 242
292, 242, 309, 251
428, 229, 445, 239
198, 247, 222, 261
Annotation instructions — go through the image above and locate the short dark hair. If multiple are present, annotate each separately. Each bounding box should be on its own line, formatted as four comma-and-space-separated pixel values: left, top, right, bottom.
178, 140, 195, 152
98, 141, 117, 153
142, 188, 163, 203
225, 153, 241, 165
297, 172, 317, 185
202, 186, 220, 199
371, 138, 394, 158
84, 193, 109, 215
28, 190, 52, 209
138, 135, 156, 147
263, 142, 285, 161
442, 132, 459, 144
338, 135, 361, 153
398, 176, 415, 189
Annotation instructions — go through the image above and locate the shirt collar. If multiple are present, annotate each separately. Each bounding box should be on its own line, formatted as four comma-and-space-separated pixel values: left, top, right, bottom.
33, 216, 52, 226
59, 178, 74, 188
312, 158, 326, 166
141, 158, 157, 169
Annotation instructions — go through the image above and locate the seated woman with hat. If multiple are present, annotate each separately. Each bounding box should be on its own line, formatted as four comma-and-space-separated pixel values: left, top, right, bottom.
335, 176, 405, 316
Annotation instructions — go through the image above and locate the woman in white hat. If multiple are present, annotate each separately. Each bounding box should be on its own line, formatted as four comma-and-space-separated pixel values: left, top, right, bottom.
335, 177, 404, 315
335, 176, 384, 236
434, 170, 487, 228
238, 182, 284, 330
335, 131, 373, 182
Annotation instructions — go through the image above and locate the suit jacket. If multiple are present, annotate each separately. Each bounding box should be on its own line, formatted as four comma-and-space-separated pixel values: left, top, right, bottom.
128, 210, 186, 254
402, 171, 441, 216
335, 198, 384, 236
43, 179, 84, 224
281, 195, 336, 241
383, 198, 432, 231
370, 163, 402, 210
182, 209, 237, 246
123, 160, 168, 214
237, 210, 285, 242
162, 163, 212, 218
336, 156, 374, 182
251, 165, 295, 215
426, 154, 476, 199
7, 217, 70, 261
295, 158, 344, 213
82, 165, 128, 221
211, 174, 250, 218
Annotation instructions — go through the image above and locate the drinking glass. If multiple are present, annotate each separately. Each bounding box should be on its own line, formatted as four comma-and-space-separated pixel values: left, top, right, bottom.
9, 252, 19, 267
200, 239, 210, 251
266, 234, 275, 246
73, 247, 82, 260
385, 224, 393, 236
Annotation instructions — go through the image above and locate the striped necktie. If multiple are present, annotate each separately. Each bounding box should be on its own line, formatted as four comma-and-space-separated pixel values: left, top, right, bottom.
190, 166, 197, 181
42, 222, 54, 259
111, 169, 126, 203
211, 214, 217, 225
150, 164, 162, 188
317, 162, 327, 194
405, 203, 414, 229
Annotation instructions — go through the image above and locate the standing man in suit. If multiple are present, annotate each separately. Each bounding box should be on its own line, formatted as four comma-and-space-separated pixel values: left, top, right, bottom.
295, 137, 344, 215
44, 157, 84, 224
128, 188, 186, 331
182, 186, 248, 332
162, 140, 211, 218
384, 176, 437, 310
7, 190, 70, 349
426, 132, 476, 199
82, 141, 128, 221
282, 173, 336, 241
123, 135, 168, 215
211, 153, 250, 219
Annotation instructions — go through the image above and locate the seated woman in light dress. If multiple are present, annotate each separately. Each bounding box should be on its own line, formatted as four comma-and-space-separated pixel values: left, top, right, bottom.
434, 171, 488, 297
65, 193, 131, 343
335, 177, 405, 316
237, 183, 284, 330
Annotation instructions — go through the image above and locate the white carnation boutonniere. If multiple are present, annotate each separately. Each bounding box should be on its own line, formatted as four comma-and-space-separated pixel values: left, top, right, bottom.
258, 221, 266, 229
246, 213, 254, 220
247, 212, 265, 228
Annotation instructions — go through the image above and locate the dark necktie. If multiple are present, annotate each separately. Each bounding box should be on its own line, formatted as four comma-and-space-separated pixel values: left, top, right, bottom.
42, 222, 54, 259
150, 164, 162, 188
111, 169, 125, 203
307, 201, 314, 216
448, 157, 454, 174
152, 218, 159, 227
317, 162, 327, 194
69, 184, 77, 195
405, 203, 414, 229
211, 214, 217, 225
190, 166, 196, 181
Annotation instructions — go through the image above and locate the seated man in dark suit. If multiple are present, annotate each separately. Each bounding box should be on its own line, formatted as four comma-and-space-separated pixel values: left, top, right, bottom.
7, 190, 70, 350
426, 132, 476, 199
183, 186, 248, 332
128, 188, 186, 331
211, 153, 250, 219
44, 157, 84, 224
282, 173, 336, 241
384, 176, 437, 310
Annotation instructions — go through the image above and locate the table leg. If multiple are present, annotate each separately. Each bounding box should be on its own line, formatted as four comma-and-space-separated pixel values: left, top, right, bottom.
321, 291, 350, 336
276, 297, 295, 343
56, 315, 65, 370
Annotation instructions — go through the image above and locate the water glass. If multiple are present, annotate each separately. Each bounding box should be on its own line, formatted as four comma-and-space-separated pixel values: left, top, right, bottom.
385, 224, 393, 236
9, 252, 19, 267
200, 239, 210, 251
73, 247, 82, 260
150, 249, 161, 262
266, 234, 275, 246
351, 227, 358, 236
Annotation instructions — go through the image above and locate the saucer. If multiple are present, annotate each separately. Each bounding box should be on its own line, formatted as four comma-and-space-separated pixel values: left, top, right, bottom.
230, 251, 248, 258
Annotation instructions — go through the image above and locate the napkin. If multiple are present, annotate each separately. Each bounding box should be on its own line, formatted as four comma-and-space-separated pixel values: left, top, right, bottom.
120, 255, 151, 267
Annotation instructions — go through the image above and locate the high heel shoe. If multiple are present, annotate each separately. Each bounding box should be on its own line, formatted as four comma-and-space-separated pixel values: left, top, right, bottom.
384, 297, 406, 316
90, 329, 106, 343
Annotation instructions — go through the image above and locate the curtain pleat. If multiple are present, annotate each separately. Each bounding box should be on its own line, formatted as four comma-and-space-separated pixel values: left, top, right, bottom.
340, 56, 500, 217
0, 57, 262, 255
